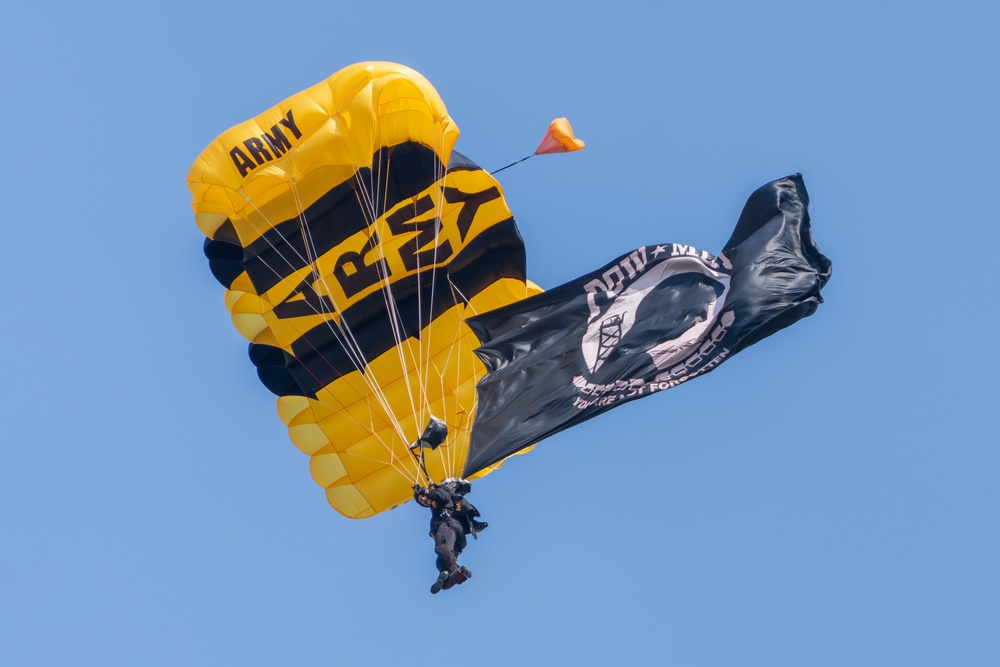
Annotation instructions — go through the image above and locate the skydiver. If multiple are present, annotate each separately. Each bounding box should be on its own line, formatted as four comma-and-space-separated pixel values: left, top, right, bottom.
413, 479, 488, 594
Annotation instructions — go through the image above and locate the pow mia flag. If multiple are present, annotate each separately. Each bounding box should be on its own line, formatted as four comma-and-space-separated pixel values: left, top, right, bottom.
462, 174, 832, 477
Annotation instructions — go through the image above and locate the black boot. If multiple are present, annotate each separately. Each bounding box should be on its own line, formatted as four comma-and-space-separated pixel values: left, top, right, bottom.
442, 564, 460, 590
430, 570, 449, 594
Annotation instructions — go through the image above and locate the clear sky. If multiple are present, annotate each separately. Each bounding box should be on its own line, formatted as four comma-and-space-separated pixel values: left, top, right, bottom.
3, 2, 998, 665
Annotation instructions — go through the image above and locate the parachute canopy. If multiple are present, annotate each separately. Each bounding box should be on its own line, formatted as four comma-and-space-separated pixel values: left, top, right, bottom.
188, 62, 539, 518
490, 117, 585, 175
534, 117, 585, 155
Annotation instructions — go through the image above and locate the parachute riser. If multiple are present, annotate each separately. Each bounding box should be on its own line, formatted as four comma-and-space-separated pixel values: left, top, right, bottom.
409, 446, 434, 487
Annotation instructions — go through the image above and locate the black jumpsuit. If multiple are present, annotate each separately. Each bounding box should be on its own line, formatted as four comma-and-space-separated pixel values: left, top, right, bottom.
426, 486, 468, 573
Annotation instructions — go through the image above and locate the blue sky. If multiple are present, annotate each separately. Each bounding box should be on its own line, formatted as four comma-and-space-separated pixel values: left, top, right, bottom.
3, 2, 998, 665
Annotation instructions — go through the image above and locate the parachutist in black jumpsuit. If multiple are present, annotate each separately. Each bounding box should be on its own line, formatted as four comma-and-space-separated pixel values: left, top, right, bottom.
414, 480, 488, 594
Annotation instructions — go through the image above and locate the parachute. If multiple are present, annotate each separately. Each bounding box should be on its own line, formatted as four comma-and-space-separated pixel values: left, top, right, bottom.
188, 62, 541, 518
534, 118, 585, 155
491, 117, 585, 174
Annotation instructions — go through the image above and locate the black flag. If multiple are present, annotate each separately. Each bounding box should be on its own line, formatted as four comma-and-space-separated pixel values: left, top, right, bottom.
463, 174, 831, 477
